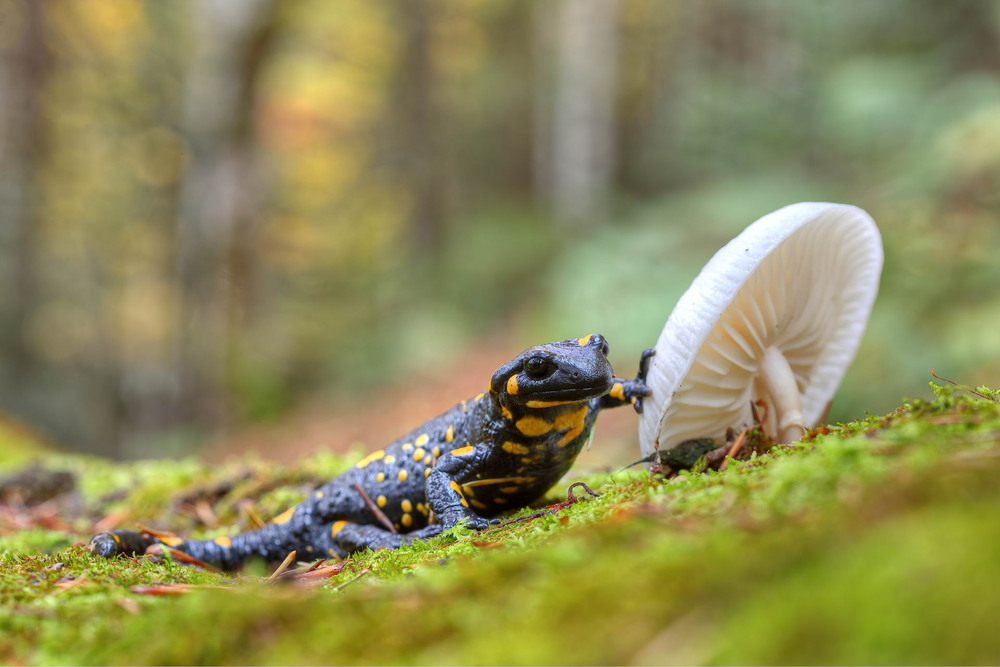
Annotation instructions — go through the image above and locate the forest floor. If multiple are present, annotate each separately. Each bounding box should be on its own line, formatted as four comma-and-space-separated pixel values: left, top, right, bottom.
1, 382, 998, 665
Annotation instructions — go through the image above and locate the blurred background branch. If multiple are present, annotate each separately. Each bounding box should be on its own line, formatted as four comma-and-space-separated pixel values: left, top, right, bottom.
0, 0, 997, 460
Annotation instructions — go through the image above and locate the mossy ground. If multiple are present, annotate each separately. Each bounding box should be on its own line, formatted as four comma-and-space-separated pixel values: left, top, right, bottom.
2, 384, 999, 665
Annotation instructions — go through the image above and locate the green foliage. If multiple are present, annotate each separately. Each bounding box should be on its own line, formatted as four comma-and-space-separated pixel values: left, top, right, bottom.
1, 389, 999, 664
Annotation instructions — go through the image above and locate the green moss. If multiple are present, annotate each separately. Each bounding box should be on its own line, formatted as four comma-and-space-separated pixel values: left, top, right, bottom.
0, 419, 52, 467
1, 390, 999, 665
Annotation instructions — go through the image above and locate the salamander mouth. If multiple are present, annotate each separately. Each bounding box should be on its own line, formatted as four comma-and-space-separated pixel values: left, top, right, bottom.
526, 379, 614, 402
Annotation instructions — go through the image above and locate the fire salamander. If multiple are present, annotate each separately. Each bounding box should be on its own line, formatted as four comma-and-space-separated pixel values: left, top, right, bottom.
90, 334, 652, 570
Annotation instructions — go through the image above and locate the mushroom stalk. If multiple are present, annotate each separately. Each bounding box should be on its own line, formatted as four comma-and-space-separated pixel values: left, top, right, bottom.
759, 346, 806, 443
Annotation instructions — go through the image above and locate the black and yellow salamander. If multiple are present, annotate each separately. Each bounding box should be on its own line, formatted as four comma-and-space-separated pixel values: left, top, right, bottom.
90, 334, 652, 570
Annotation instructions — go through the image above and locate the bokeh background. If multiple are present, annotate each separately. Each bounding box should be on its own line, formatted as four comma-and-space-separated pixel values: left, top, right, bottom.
0, 0, 997, 462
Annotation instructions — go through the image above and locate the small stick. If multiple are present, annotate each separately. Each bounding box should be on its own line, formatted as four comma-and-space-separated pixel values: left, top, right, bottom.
495, 481, 598, 528
719, 428, 749, 471
304, 558, 327, 573
565, 482, 599, 503
135, 523, 178, 540
494, 508, 555, 529
267, 550, 297, 580
330, 568, 370, 593
352, 484, 397, 534
288, 561, 347, 582
931, 369, 994, 401
156, 545, 223, 573
241, 503, 266, 529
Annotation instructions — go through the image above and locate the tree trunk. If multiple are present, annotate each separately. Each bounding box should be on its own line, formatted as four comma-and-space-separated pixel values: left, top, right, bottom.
534, 0, 620, 227
390, 0, 449, 257
172, 0, 278, 429
0, 0, 49, 378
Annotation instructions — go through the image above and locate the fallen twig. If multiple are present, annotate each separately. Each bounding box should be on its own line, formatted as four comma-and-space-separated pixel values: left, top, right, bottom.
329, 568, 369, 593
352, 484, 397, 534
240, 502, 266, 529
495, 482, 599, 528
267, 550, 297, 580
931, 369, 996, 401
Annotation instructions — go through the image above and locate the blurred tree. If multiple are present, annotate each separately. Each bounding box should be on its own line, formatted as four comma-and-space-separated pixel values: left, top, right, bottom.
0, 0, 49, 378
388, 0, 450, 257
534, 0, 620, 226
173, 0, 281, 429
0, 0, 995, 458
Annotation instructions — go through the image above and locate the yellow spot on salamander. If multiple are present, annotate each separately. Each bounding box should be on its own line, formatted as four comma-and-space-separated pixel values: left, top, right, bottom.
553, 404, 589, 431
609, 382, 625, 401
213, 536, 232, 548
578, 334, 593, 346
402, 443, 413, 452
450, 445, 475, 457
526, 399, 573, 408
355, 450, 385, 468
384, 455, 396, 465
416, 503, 428, 514
500, 486, 521, 494
558, 424, 586, 447
474, 392, 485, 402
462, 476, 534, 488
271, 507, 296, 525
470, 499, 488, 510
401, 513, 413, 528
398, 469, 409, 482
376, 472, 386, 482
160, 536, 185, 547
376, 495, 387, 508
416, 433, 430, 447
506, 375, 519, 395
500, 405, 514, 421
449, 481, 469, 507
330, 520, 349, 537
413, 448, 426, 461
424, 468, 432, 477
401, 499, 413, 513
515, 415, 552, 437
432, 446, 441, 458
502, 441, 531, 455
445, 425, 454, 442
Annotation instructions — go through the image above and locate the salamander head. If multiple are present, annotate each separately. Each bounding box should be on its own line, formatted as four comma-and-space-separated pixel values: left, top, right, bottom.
489, 334, 615, 409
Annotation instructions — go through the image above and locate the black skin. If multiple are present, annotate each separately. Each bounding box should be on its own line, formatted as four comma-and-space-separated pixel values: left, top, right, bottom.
90, 335, 653, 570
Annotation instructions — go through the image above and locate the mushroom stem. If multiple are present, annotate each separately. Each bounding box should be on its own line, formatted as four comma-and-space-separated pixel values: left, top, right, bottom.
759, 346, 806, 443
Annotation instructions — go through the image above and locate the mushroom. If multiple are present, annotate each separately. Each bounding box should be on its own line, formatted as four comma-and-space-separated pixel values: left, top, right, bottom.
638, 202, 883, 460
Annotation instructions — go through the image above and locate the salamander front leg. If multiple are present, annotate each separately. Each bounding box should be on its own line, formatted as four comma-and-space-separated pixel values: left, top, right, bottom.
424, 443, 500, 531
600, 348, 654, 414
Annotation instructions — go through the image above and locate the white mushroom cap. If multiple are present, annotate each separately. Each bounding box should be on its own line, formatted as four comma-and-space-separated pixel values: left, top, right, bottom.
638, 202, 883, 457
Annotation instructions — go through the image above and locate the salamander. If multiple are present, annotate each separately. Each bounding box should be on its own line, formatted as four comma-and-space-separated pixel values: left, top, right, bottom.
89, 334, 652, 570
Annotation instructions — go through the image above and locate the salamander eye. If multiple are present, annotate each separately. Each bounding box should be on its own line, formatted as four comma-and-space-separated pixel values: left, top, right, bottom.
600, 341, 610, 356
523, 356, 553, 379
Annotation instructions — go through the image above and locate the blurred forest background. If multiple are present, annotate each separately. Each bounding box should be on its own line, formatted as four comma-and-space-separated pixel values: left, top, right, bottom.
0, 0, 997, 461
